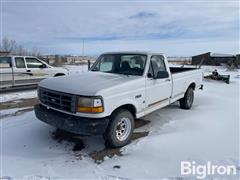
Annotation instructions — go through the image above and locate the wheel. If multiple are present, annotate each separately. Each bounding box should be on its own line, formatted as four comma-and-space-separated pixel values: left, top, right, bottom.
180, 87, 194, 109
54, 73, 65, 77
104, 109, 134, 148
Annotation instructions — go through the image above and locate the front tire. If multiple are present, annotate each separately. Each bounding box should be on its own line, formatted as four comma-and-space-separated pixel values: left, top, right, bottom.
180, 87, 194, 109
104, 109, 134, 148
54, 73, 65, 77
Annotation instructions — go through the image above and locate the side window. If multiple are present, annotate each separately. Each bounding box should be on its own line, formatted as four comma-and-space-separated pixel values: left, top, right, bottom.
15, 57, 25, 68
26, 58, 43, 68
148, 55, 166, 77
0, 57, 12, 68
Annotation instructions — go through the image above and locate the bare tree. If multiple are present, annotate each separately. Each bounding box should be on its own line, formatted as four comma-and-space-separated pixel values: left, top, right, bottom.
15, 44, 27, 55
0, 37, 17, 52
0, 37, 41, 56
30, 47, 41, 57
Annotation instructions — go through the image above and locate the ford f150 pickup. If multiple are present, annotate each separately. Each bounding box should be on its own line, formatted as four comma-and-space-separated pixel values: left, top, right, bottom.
34, 52, 203, 147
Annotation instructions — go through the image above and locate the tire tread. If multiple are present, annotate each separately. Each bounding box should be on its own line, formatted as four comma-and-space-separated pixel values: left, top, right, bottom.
104, 109, 134, 148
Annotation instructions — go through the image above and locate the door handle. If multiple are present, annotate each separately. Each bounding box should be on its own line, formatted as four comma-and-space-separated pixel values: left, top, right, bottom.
165, 79, 171, 82
26, 70, 31, 72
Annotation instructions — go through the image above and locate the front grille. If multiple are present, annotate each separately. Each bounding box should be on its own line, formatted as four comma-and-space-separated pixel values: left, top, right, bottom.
39, 87, 77, 113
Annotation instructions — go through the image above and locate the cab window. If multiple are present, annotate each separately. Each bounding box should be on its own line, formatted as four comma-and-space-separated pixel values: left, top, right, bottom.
25, 58, 44, 68
15, 57, 25, 68
0, 57, 12, 68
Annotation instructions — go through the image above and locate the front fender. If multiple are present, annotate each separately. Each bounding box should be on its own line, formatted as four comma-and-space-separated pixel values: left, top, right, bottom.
106, 98, 139, 117
50, 67, 68, 75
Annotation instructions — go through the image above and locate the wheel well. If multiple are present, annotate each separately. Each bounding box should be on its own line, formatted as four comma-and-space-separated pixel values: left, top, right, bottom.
54, 73, 65, 77
189, 82, 196, 90
112, 104, 136, 118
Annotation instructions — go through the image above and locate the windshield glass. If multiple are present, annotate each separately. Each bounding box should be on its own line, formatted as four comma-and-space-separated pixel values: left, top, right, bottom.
91, 54, 147, 76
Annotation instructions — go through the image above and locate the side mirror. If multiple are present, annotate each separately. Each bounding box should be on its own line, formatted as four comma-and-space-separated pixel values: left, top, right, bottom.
91, 66, 99, 71
40, 64, 47, 68
156, 71, 169, 79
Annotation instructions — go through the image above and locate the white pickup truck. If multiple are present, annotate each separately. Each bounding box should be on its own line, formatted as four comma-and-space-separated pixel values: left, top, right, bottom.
35, 52, 203, 147
0, 56, 68, 89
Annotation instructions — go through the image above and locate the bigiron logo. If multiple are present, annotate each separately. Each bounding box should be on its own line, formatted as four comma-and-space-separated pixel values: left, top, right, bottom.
181, 161, 237, 179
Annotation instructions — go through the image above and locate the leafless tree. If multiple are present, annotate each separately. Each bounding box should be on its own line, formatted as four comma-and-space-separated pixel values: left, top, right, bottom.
0, 37, 17, 52
30, 47, 41, 57
0, 37, 41, 56
15, 44, 27, 55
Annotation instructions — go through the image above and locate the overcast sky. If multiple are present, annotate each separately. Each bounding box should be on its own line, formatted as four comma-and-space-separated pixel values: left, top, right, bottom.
1, 0, 239, 56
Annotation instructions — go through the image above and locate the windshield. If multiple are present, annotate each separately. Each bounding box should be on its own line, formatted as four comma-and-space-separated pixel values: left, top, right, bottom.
91, 54, 147, 76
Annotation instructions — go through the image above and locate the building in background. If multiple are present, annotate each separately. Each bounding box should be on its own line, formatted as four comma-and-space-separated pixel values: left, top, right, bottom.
0, 51, 10, 56
41, 55, 96, 66
167, 56, 192, 65
66, 56, 96, 64
192, 52, 239, 67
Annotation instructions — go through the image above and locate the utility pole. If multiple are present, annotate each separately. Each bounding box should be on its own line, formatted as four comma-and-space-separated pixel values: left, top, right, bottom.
82, 39, 85, 57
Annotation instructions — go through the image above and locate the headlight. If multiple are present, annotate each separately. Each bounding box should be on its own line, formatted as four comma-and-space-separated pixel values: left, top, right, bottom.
77, 96, 104, 113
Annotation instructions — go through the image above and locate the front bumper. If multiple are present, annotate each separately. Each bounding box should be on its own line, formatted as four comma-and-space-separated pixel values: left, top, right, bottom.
34, 104, 109, 135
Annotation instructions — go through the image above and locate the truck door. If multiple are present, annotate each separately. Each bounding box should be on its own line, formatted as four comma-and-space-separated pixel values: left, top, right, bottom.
25, 57, 50, 83
145, 55, 171, 109
0, 57, 13, 88
13, 57, 31, 86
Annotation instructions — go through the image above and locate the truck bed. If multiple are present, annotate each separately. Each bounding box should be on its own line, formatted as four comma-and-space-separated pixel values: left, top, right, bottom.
169, 66, 203, 104
169, 67, 198, 74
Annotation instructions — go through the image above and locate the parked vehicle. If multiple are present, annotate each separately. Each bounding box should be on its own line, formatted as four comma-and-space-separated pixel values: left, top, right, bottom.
35, 52, 203, 148
0, 56, 68, 89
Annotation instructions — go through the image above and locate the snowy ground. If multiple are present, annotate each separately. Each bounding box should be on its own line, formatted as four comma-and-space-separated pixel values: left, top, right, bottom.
0, 90, 37, 103
0, 66, 239, 179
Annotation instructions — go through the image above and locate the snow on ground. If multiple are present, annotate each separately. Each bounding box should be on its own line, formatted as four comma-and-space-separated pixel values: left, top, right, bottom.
1, 67, 239, 179
0, 90, 37, 103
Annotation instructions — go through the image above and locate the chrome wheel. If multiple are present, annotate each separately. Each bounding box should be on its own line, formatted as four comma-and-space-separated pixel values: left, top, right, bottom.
115, 117, 131, 141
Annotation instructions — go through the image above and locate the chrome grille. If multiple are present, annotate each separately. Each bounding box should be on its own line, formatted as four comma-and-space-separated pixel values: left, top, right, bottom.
39, 87, 77, 113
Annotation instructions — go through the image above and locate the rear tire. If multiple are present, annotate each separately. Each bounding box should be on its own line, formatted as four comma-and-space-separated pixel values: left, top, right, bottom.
180, 87, 194, 109
104, 109, 134, 148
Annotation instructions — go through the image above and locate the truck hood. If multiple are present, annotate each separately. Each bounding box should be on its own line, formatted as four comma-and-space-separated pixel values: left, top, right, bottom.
39, 71, 141, 96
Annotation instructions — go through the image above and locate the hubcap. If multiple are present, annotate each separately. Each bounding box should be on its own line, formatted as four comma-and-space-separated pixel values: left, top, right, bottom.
115, 117, 131, 141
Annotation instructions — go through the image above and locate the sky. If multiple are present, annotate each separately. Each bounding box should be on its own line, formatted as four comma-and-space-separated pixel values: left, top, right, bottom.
1, 0, 239, 56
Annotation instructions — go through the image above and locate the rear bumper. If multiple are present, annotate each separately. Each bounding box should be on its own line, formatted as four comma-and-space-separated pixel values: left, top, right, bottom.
34, 104, 109, 135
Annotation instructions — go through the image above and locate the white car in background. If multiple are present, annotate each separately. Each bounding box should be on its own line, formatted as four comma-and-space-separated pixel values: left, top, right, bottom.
0, 56, 68, 89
